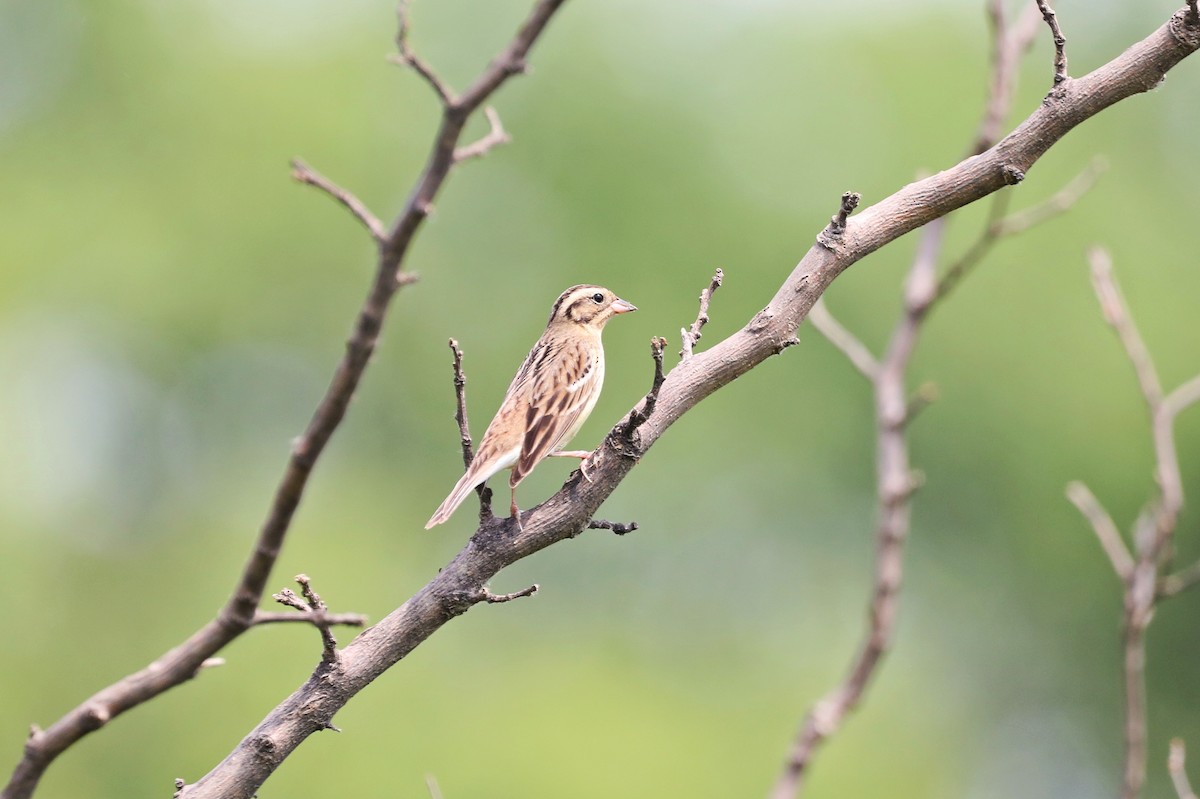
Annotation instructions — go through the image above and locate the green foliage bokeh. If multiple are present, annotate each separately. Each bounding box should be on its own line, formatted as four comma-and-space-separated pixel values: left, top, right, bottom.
1, 1, 1198, 797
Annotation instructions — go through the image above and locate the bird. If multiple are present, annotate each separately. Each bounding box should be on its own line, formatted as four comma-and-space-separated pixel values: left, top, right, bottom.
425, 284, 637, 529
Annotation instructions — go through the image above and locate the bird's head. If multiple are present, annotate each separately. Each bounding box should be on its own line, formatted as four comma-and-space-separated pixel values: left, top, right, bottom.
547, 285, 637, 329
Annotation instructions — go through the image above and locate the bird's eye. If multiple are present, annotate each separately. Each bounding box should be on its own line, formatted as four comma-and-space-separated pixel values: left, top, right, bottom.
592, 293, 604, 303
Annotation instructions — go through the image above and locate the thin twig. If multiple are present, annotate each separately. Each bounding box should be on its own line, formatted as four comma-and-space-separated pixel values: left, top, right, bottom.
974, 0, 1042, 154
808, 299, 879, 382
1036, 0, 1069, 85
425, 774, 445, 799
587, 518, 639, 535
1160, 557, 1200, 599
477, 584, 539, 603
1088, 248, 1164, 411
291, 159, 388, 243
393, 0, 457, 106
453, 107, 511, 163
620, 337, 667, 438
251, 611, 368, 627
1164, 374, 1200, 423
448, 339, 475, 468
447, 338, 492, 518
1171, 739, 1199, 799
825, 192, 860, 238
937, 159, 1103, 302
680, 268, 724, 359
1066, 482, 1134, 580
272, 575, 341, 662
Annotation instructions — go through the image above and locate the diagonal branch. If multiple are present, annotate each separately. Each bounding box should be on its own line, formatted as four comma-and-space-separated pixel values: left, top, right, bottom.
1, 2, 570, 799
1088, 247, 1164, 412
1066, 481, 1134, 580
393, 0, 457, 105
290, 159, 388, 242
808, 299, 880, 382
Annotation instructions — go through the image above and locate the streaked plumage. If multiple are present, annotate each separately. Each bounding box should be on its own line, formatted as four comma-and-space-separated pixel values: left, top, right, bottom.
425, 285, 636, 528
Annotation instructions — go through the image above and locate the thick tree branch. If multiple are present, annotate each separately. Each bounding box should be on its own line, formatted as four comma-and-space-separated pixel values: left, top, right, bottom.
1, 2, 568, 798
171, 11, 1200, 798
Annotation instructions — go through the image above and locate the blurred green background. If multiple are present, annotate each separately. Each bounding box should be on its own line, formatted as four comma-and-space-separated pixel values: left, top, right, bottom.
2, 0, 1199, 796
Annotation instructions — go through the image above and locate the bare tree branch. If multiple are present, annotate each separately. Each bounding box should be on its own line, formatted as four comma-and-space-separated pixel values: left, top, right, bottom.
1172, 739, 1200, 799
680, 268, 724, 359
1160, 555, 1200, 598
769, 7, 1121, 792
393, 0, 457, 105
937, 158, 1104, 301
477, 584, 539, 603
453, 107, 511, 163
290, 158, 388, 242
1, 2, 569, 798
1072, 249, 1200, 799
250, 611, 367, 627
808, 299, 880, 381
1088, 247, 1165, 411
974, 0, 1043, 153
271, 575, 345, 662
1036, 0, 1070, 84
1066, 481, 1135, 580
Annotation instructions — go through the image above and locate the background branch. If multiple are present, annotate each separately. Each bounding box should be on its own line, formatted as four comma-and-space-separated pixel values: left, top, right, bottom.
1070, 249, 1200, 799
771, 4, 1107, 792
1171, 739, 1199, 799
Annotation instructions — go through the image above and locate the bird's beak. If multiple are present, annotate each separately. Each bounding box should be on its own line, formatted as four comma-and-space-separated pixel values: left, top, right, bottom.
611, 298, 637, 314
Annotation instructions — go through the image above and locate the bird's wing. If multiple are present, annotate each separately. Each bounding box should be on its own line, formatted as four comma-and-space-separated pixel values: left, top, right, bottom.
511, 339, 599, 486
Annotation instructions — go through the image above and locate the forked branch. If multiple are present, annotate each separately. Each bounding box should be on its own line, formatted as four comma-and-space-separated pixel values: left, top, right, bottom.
1068, 249, 1200, 799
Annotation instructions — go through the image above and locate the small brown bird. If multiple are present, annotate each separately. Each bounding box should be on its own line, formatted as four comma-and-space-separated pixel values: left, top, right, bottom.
426, 285, 636, 529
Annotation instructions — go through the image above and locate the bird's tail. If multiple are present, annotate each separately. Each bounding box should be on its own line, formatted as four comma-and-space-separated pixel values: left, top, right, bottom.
425, 468, 486, 529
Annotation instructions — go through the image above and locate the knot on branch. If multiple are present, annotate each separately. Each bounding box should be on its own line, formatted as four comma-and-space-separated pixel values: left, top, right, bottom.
817, 191, 861, 250
1001, 164, 1025, 185
1172, 5, 1200, 48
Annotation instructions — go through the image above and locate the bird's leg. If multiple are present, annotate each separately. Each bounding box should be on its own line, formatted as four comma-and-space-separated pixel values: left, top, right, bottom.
549, 449, 594, 482
510, 487, 522, 531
